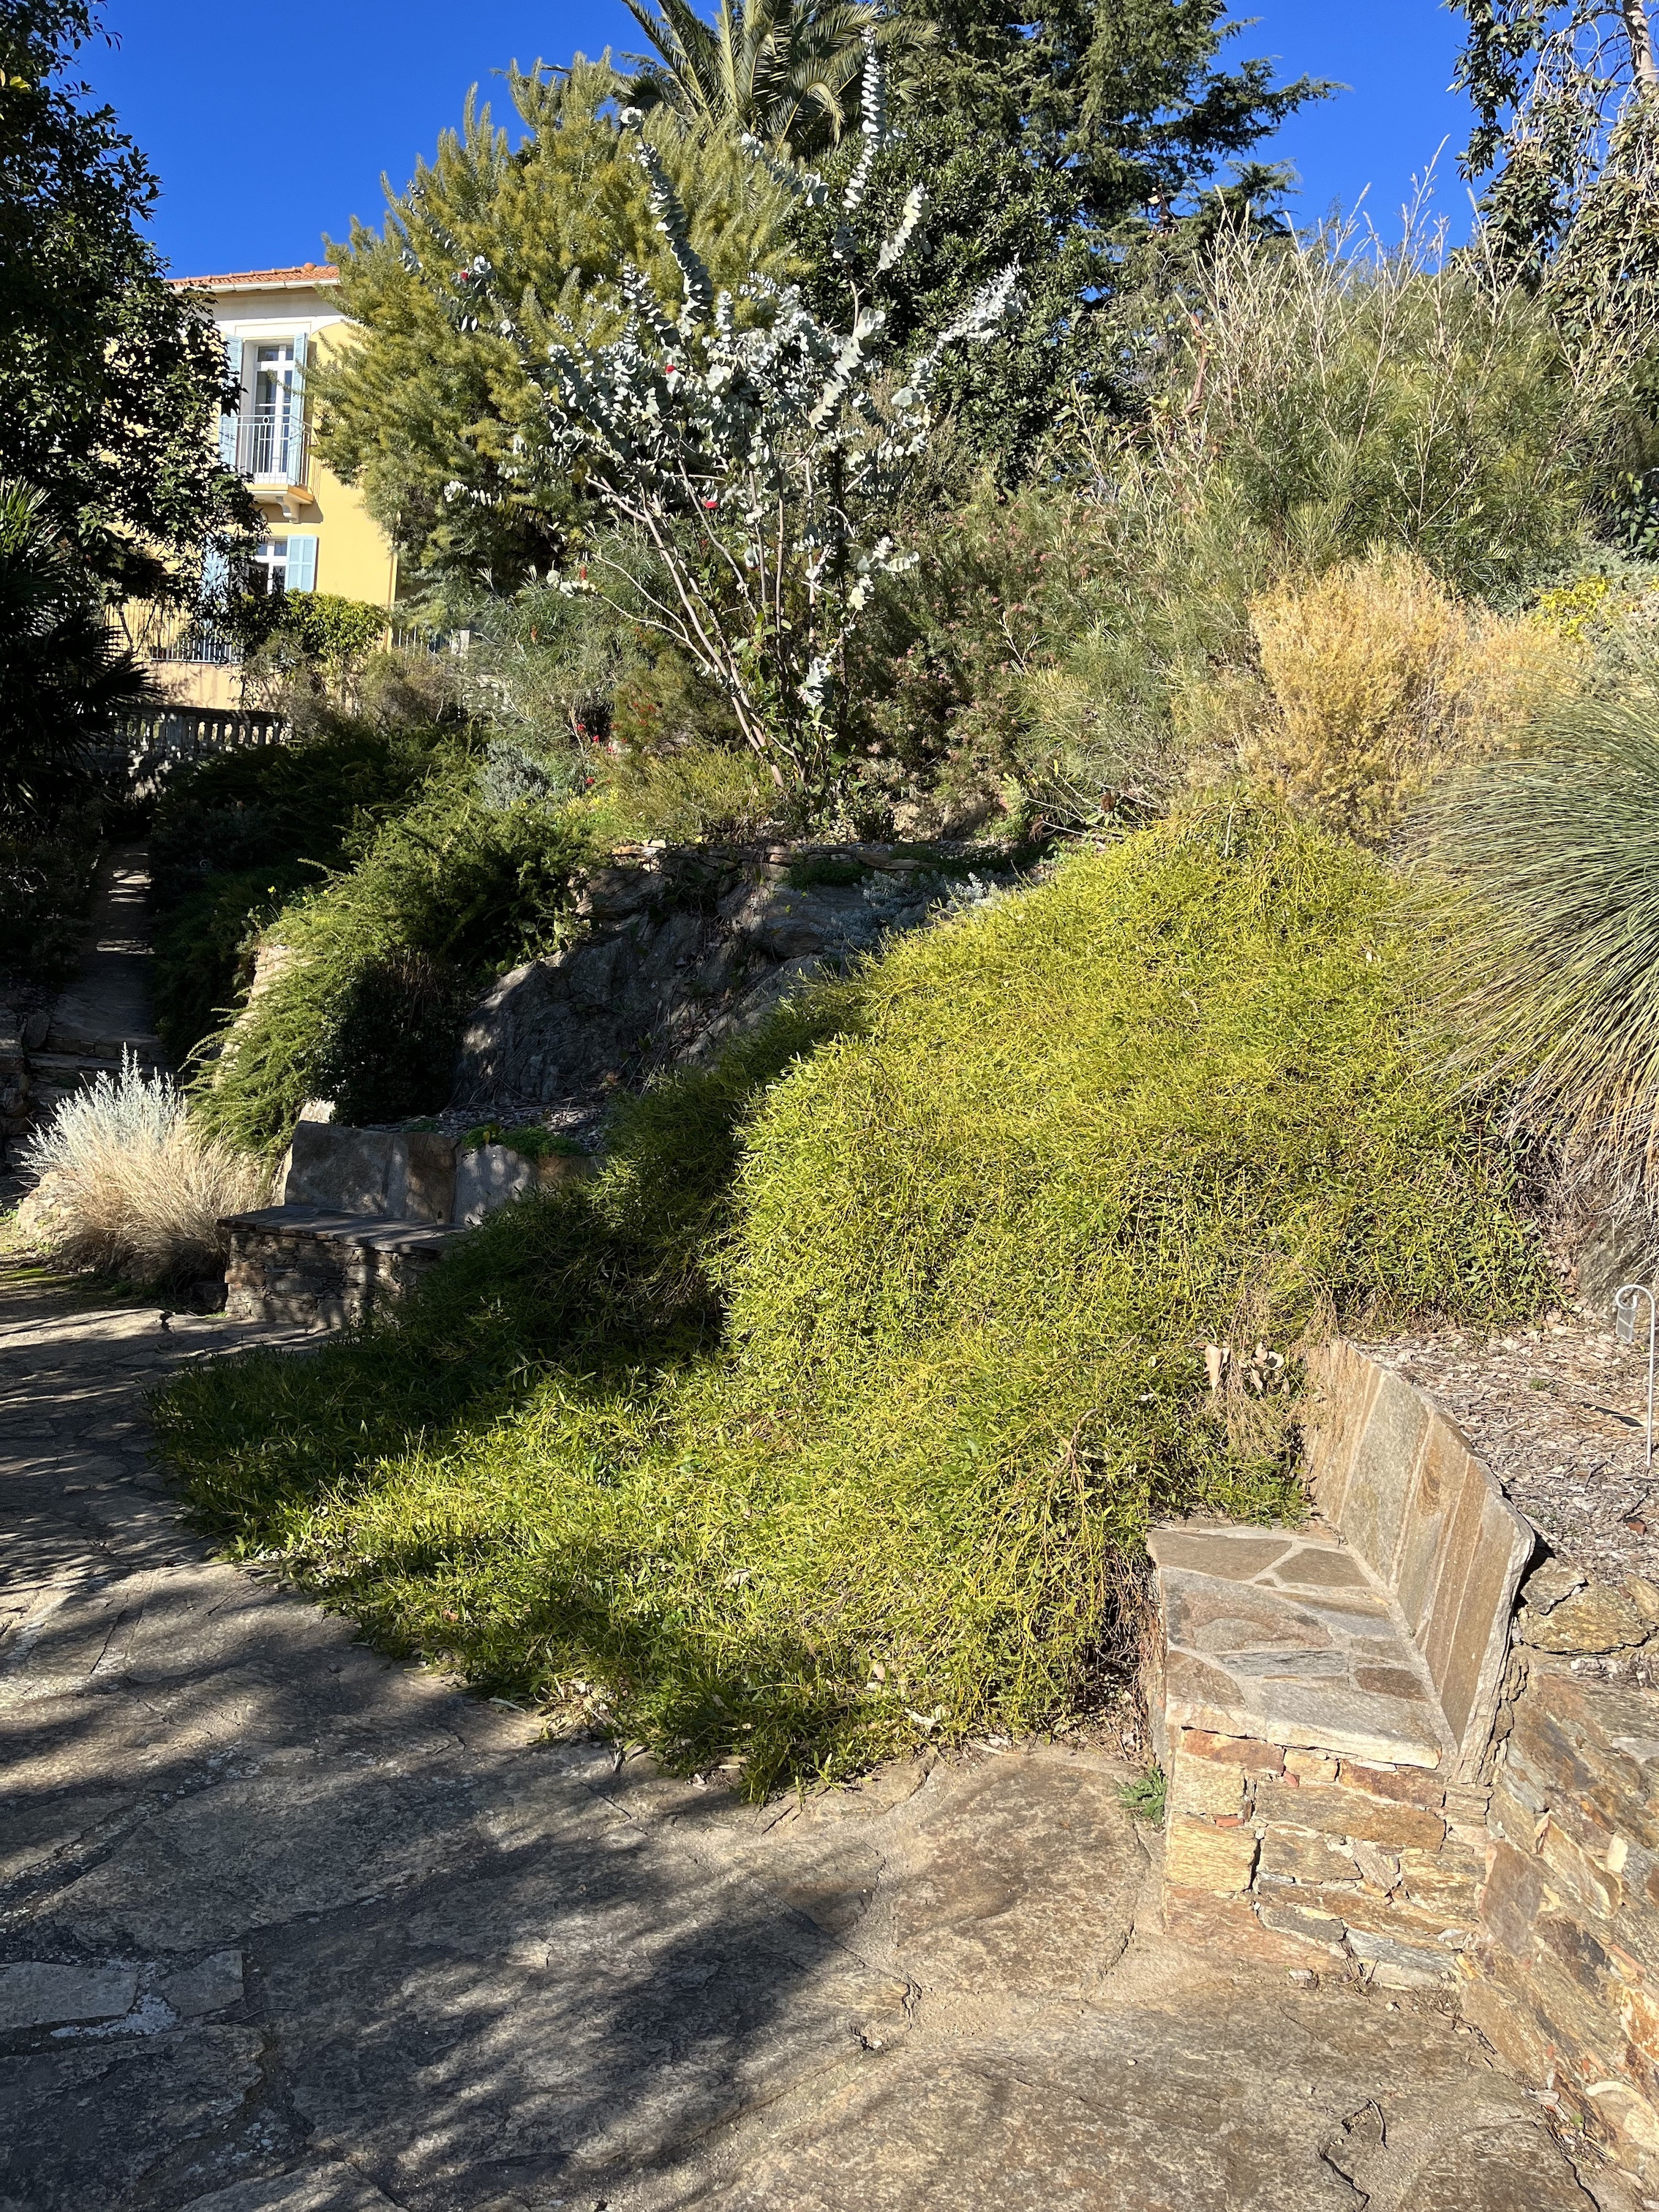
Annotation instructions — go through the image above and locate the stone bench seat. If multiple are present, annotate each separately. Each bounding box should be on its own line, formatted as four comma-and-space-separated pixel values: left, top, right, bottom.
220, 1203, 467, 1329
1151, 1521, 1448, 1771
1148, 1339, 1536, 1988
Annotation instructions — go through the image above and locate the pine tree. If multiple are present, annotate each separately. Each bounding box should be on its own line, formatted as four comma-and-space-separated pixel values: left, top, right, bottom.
785, 0, 1326, 478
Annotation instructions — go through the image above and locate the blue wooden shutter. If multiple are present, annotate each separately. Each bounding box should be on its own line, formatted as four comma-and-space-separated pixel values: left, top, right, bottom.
287, 331, 309, 483
286, 535, 317, 592
218, 336, 243, 468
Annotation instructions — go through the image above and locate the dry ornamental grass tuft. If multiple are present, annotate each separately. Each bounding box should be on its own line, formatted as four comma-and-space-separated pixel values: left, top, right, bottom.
16, 1055, 269, 1286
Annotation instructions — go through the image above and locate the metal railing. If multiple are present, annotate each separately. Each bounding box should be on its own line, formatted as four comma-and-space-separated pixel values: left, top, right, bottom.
233, 407, 309, 484
145, 618, 240, 666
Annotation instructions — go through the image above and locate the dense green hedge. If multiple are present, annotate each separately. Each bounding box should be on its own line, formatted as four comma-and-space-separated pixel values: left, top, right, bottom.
157, 800, 1549, 1791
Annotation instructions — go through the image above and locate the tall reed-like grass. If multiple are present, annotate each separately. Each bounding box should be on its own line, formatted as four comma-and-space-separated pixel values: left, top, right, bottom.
17, 1054, 269, 1284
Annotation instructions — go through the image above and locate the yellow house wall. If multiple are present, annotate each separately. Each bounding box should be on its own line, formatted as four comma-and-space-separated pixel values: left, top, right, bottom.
142, 279, 398, 710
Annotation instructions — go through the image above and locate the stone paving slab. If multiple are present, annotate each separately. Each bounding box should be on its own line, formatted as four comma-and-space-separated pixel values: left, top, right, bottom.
0, 1261, 1620, 2212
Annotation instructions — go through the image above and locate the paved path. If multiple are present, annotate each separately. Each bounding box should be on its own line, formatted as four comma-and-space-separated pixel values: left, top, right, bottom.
42, 841, 162, 1066
0, 1265, 1621, 2212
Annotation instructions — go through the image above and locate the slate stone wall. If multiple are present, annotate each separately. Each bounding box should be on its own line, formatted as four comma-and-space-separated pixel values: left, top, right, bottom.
1461, 1562, 1659, 2180
1162, 1726, 1489, 1986
449, 840, 1028, 1121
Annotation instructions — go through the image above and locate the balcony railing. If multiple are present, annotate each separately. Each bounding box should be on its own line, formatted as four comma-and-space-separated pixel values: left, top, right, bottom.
232, 406, 309, 484
148, 620, 240, 666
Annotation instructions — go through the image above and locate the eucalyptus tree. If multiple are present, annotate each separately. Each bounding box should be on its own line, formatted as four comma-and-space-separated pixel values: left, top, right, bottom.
1451, 0, 1659, 294
424, 50, 1016, 788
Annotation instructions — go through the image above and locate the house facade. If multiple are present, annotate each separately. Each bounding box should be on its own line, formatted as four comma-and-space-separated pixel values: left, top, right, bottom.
141, 264, 399, 711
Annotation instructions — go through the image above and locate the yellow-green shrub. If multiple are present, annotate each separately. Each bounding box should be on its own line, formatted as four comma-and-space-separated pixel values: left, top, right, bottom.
156, 801, 1547, 1791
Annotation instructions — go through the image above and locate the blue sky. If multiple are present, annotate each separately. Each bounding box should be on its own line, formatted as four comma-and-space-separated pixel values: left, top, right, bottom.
91, 0, 1477, 279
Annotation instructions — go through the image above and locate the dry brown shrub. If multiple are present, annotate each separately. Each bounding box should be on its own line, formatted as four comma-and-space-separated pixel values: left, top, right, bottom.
1238, 549, 1575, 841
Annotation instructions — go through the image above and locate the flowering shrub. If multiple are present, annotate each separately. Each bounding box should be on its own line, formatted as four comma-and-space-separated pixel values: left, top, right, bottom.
424, 45, 1017, 792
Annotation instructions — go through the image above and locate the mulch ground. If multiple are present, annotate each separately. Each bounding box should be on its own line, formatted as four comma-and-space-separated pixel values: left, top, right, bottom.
1356, 1315, 1659, 1590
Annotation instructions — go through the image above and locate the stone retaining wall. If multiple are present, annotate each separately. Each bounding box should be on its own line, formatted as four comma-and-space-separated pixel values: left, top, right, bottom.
1460, 1560, 1659, 2179
223, 1211, 459, 1329
451, 839, 1030, 1121
1163, 1728, 1491, 1986
1151, 1342, 1659, 2181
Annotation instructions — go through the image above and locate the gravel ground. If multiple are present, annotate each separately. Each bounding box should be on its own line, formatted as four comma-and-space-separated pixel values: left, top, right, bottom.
1356, 1315, 1659, 1590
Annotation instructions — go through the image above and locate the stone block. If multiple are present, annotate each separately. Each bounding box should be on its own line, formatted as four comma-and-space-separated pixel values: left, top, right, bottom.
453, 1143, 537, 1226
1162, 1888, 1336, 1968
1335, 1362, 1431, 1588
1163, 1816, 1257, 1894
1527, 1582, 1650, 1656
1310, 1882, 1472, 1947
1336, 1759, 1446, 1808
1481, 1838, 1547, 1964
388, 1132, 456, 1224
282, 1121, 399, 1214
1301, 1337, 1384, 1522
1539, 1818, 1623, 1921
1394, 1843, 1483, 1916
1175, 1728, 1284, 1773
0, 1960, 138, 2031
1257, 1827, 1361, 1886
1254, 1778, 1445, 1851
1254, 1896, 1349, 1952
1346, 1927, 1457, 1985
1421, 1464, 1535, 1767
1284, 1748, 1342, 1783
1169, 1748, 1248, 1819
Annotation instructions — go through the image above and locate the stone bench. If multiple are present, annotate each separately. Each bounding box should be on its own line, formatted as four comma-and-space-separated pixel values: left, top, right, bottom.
222, 1205, 465, 1330
1148, 1336, 1535, 1986
221, 1119, 591, 1327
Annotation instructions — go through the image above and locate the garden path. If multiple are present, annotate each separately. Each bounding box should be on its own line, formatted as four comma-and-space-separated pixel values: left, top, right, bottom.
29, 841, 165, 1124
0, 1263, 1622, 2212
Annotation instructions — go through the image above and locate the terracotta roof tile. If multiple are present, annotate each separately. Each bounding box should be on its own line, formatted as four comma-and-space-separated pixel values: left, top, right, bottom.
170, 263, 340, 291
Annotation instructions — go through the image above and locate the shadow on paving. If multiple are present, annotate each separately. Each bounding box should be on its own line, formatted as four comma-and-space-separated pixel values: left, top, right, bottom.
0, 1263, 1620, 2212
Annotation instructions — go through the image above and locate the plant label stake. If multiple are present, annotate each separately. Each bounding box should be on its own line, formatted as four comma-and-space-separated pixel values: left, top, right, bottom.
1614, 1282, 1657, 1470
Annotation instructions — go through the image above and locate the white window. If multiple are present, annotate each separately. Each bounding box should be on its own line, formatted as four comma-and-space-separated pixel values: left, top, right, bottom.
249, 535, 317, 595
250, 537, 288, 594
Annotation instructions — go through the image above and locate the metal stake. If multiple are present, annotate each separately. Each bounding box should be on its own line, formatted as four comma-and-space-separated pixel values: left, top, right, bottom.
1614, 1282, 1657, 1470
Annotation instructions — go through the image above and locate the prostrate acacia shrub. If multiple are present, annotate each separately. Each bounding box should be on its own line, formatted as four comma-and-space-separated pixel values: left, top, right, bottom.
148, 718, 443, 1067
156, 802, 1548, 1791
192, 768, 594, 1151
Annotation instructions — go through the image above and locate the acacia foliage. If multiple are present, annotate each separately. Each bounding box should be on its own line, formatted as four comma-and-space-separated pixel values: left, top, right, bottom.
314, 57, 795, 598
155, 804, 1549, 1791
0, 1, 249, 595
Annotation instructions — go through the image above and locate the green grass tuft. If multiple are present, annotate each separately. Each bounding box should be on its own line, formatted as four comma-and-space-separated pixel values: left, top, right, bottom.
155, 799, 1549, 1794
